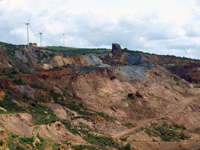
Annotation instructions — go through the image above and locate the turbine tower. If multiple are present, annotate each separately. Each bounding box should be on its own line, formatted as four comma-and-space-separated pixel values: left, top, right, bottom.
62, 34, 65, 47
184, 49, 188, 57
39, 32, 43, 47
25, 23, 30, 46
23, 15, 31, 46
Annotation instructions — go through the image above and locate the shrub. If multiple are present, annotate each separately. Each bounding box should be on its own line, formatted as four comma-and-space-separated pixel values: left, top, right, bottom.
0, 140, 4, 146
22, 92, 28, 99
180, 129, 185, 140
19, 136, 35, 143
0, 84, 3, 89
11, 68, 18, 74
0, 101, 3, 107
37, 133, 44, 142
122, 143, 131, 150
2, 68, 6, 73
13, 77, 25, 85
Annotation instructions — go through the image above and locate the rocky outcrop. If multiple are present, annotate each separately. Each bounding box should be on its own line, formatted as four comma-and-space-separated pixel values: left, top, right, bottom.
112, 43, 122, 58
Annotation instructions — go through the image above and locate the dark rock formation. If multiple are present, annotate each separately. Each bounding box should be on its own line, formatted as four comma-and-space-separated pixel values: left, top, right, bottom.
112, 43, 122, 58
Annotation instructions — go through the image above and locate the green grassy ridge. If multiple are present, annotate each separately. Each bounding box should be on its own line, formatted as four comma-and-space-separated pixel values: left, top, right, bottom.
44, 46, 200, 61
40, 46, 111, 55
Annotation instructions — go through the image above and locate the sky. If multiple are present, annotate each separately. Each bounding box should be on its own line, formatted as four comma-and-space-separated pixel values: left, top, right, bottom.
0, 0, 200, 59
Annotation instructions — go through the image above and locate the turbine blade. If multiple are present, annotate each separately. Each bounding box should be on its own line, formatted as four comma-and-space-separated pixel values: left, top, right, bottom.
28, 14, 31, 23
42, 28, 45, 33
29, 24, 37, 37
19, 22, 27, 24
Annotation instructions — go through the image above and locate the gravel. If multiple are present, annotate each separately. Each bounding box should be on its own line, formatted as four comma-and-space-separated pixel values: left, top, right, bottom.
83, 55, 110, 68
117, 65, 147, 79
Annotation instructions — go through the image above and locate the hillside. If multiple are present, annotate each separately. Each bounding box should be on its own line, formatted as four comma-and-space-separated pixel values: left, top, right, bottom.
0, 42, 200, 150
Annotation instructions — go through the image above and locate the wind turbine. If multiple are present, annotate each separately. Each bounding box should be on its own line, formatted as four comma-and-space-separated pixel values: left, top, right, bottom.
62, 34, 65, 47
39, 32, 43, 47
23, 15, 32, 46
35, 28, 45, 47
184, 49, 188, 57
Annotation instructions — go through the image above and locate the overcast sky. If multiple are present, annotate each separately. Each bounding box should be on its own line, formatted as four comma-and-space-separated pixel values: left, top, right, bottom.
0, 0, 200, 59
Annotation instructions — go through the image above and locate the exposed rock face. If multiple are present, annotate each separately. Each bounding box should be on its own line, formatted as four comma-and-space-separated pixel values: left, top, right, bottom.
112, 43, 122, 58
0, 49, 11, 68
0, 89, 5, 101
1, 42, 200, 149
47, 103, 67, 119
170, 62, 200, 84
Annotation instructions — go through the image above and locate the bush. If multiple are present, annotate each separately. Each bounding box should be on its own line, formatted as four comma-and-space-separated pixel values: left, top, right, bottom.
11, 68, 18, 74
22, 92, 28, 99
0, 101, 3, 107
180, 129, 185, 140
13, 77, 25, 85
19, 136, 35, 143
37, 133, 44, 142
0, 84, 3, 89
2, 68, 6, 73
122, 143, 131, 150
0, 140, 4, 146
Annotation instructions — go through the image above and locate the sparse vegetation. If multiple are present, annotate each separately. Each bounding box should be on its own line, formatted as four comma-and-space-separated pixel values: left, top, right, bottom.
29, 104, 59, 125
19, 136, 35, 143
145, 123, 190, 141
0, 95, 25, 113
13, 77, 25, 85
83, 134, 117, 148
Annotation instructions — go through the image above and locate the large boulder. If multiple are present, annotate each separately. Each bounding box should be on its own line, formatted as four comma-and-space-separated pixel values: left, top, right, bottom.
112, 43, 122, 58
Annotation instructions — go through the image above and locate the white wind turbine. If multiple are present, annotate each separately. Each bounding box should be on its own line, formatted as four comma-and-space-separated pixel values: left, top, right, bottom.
38, 29, 45, 47
22, 15, 32, 46
62, 34, 65, 47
